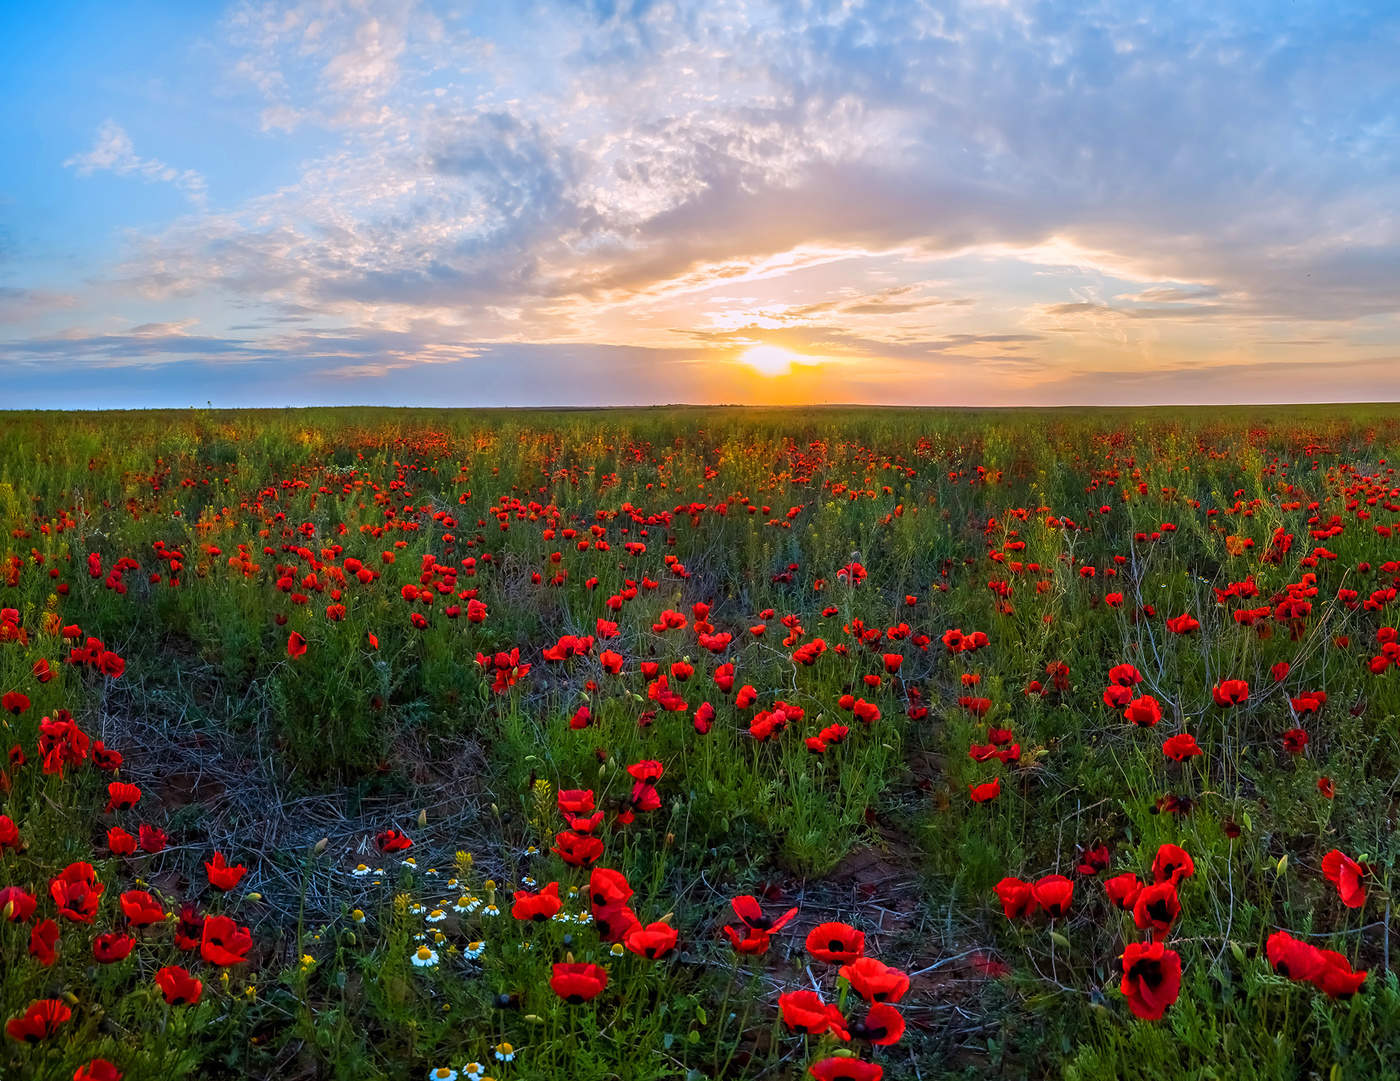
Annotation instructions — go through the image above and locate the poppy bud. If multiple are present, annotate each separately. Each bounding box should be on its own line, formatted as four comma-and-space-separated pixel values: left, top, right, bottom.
313, 838, 328, 855
417, 809, 428, 828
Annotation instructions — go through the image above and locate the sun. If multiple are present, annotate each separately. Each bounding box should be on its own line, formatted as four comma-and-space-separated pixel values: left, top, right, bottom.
740, 344, 801, 376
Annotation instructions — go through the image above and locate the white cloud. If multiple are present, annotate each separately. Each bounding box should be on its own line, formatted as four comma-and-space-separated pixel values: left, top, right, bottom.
64, 120, 208, 207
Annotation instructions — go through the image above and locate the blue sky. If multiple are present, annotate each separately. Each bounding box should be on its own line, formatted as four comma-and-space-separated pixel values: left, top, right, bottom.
2, 0, 1398, 407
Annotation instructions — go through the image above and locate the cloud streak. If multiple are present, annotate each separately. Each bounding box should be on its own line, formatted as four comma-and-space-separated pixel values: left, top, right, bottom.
64, 121, 208, 207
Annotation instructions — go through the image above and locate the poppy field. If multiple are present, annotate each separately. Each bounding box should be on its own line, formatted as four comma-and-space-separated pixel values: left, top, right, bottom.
4, 404, 1400, 1081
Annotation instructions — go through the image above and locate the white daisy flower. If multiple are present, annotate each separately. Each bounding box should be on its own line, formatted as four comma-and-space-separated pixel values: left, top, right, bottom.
427, 1068, 458, 1081
481, 903, 501, 918
426, 908, 447, 923
410, 945, 440, 968
463, 1063, 485, 1081
351, 864, 372, 877
463, 940, 486, 960
493, 1042, 515, 1062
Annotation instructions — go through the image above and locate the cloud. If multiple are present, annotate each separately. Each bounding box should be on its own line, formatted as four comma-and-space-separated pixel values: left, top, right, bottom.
64, 121, 208, 207
0, 287, 78, 324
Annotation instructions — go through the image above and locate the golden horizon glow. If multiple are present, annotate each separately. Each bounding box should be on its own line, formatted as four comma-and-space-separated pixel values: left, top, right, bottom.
740, 344, 803, 376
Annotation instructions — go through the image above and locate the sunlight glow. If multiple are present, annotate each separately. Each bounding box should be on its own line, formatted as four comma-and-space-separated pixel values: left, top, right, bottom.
741, 344, 802, 376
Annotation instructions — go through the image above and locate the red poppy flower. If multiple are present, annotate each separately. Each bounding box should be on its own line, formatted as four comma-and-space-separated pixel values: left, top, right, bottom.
731, 894, 798, 935
201, 914, 253, 966
806, 921, 866, 963
50, 862, 104, 923
512, 881, 563, 922
93, 931, 136, 964
808, 1058, 882, 1081
5, 998, 71, 1043
779, 989, 849, 1040
286, 632, 307, 658
624, 919, 679, 959
1103, 683, 1134, 708
627, 781, 662, 813
1267, 930, 1321, 982
1321, 850, 1367, 909
587, 866, 633, 908
550, 961, 608, 1004
375, 829, 412, 853
104, 781, 142, 812
558, 789, 596, 816
1211, 679, 1250, 707
1317, 776, 1335, 799
627, 759, 664, 784
1, 885, 38, 922
993, 877, 1037, 919
155, 965, 204, 1005
1124, 696, 1162, 727
1132, 881, 1181, 934
107, 826, 137, 856
0, 814, 19, 852
840, 957, 910, 1003
205, 851, 248, 891
119, 889, 165, 927
91, 741, 123, 771
1165, 613, 1200, 634
2, 691, 29, 715
1103, 873, 1143, 911
139, 824, 168, 853
174, 904, 204, 951
1108, 663, 1142, 687
1120, 941, 1182, 1019
29, 919, 59, 966
1032, 874, 1074, 918
591, 901, 641, 943
854, 1002, 905, 1045
74, 1058, 123, 1081
1076, 844, 1110, 876
1310, 948, 1367, 998
722, 924, 774, 953
1283, 727, 1309, 755
1151, 844, 1194, 885
969, 778, 1001, 802
1160, 731, 1201, 761
553, 830, 605, 867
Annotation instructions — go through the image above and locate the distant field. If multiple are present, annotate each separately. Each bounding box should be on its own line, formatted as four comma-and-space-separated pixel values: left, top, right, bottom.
4, 405, 1400, 1081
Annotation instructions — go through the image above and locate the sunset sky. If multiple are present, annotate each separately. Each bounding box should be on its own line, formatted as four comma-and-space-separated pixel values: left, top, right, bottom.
2, 0, 1398, 408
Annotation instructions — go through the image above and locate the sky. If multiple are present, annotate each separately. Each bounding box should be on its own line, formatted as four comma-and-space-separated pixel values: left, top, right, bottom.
1, 0, 1398, 409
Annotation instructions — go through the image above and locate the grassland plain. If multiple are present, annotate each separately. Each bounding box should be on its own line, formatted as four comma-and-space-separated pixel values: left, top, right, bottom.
3, 405, 1400, 1081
